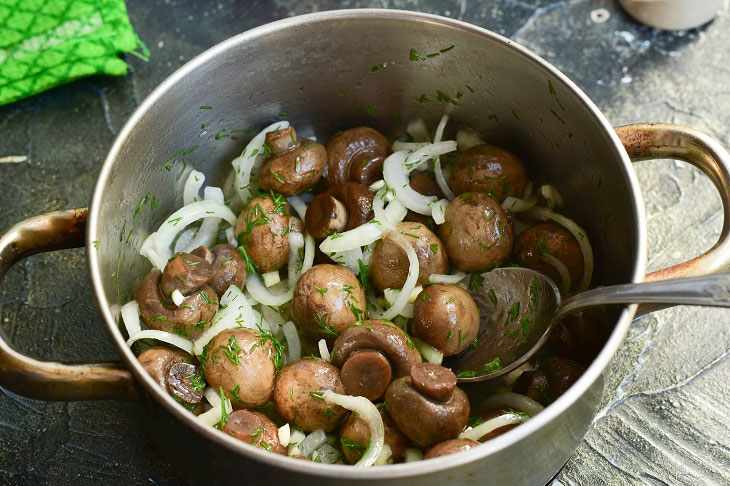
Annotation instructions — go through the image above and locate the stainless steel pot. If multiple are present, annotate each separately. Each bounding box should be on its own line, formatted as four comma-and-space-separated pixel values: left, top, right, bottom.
2, 9, 729, 485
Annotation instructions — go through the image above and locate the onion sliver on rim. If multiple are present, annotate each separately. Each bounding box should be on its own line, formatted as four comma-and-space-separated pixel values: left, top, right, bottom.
322, 391, 384, 467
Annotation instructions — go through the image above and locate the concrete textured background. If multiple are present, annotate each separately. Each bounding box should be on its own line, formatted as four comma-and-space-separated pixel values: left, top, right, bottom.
1, 0, 729, 484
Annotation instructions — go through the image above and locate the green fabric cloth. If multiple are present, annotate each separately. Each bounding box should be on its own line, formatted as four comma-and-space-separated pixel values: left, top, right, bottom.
0, 0, 147, 106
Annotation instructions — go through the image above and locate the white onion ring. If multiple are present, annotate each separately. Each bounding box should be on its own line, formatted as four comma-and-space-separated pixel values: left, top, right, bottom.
301, 233, 315, 275
371, 232, 418, 321
288, 231, 305, 287
392, 141, 429, 151
542, 254, 572, 295
287, 195, 308, 220
412, 337, 443, 364
198, 388, 233, 427
540, 184, 564, 209
246, 274, 294, 306
478, 391, 545, 417
121, 300, 141, 338
232, 121, 290, 204
183, 170, 205, 205
433, 113, 456, 201
458, 413, 527, 441
318, 339, 331, 362
431, 198, 448, 225
322, 391, 384, 467
287, 428, 307, 456
428, 271, 466, 284
406, 118, 430, 142
299, 429, 327, 458
185, 186, 224, 251
331, 246, 363, 275
282, 321, 300, 362
127, 330, 193, 354
523, 180, 534, 200
139, 232, 167, 270
319, 220, 387, 254
456, 127, 485, 151
374, 444, 393, 465
501, 196, 537, 213
192, 285, 258, 355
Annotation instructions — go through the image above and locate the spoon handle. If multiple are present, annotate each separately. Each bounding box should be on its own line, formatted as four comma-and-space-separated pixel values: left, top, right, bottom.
557, 273, 730, 320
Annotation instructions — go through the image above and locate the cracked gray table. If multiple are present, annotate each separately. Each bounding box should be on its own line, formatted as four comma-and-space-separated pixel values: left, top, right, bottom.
1, 0, 729, 484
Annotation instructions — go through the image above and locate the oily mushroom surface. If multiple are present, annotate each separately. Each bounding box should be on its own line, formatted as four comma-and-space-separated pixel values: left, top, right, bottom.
272, 358, 347, 432
325, 127, 392, 186
449, 144, 527, 201
512, 369, 550, 405
136, 270, 218, 339
203, 328, 276, 409
424, 438, 481, 459
513, 222, 583, 291
544, 356, 585, 401
409, 362, 458, 403
234, 194, 290, 273
339, 350, 392, 401
412, 284, 480, 356
306, 182, 375, 239
258, 126, 327, 195
160, 252, 214, 297
138, 346, 204, 407
339, 405, 409, 464
291, 264, 366, 341
192, 244, 247, 297
223, 409, 286, 454
385, 363, 469, 448
439, 192, 514, 273
370, 221, 448, 291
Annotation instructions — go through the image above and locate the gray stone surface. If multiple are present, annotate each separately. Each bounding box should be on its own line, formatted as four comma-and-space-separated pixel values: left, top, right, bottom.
1, 0, 729, 484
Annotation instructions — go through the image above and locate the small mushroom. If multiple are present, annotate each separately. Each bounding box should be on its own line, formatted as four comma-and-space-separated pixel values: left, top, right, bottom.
305, 183, 375, 239
411, 284, 480, 356
370, 222, 448, 292
136, 270, 218, 339
339, 405, 409, 464
439, 192, 513, 273
160, 253, 214, 297
512, 368, 549, 405
234, 194, 290, 273
291, 264, 366, 341
203, 328, 276, 408
449, 144, 526, 202
272, 358, 347, 432
385, 362, 469, 447
424, 438, 481, 459
513, 223, 583, 291
548, 308, 612, 366
138, 346, 204, 412
331, 320, 422, 401
223, 409, 286, 454
258, 126, 327, 195
192, 244, 247, 297
325, 127, 392, 186
404, 174, 445, 229
544, 356, 584, 401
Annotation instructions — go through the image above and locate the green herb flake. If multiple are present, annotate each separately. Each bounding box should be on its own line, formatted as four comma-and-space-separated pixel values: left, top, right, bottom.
365, 105, 377, 117
309, 390, 325, 401
418, 94, 429, 103
469, 273, 484, 291
436, 90, 458, 105
340, 438, 366, 452
199, 105, 212, 110
370, 63, 386, 72
313, 285, 328, 295
507, 301, 520, 322
488, 288, 497, 305
409, 48, 426, 61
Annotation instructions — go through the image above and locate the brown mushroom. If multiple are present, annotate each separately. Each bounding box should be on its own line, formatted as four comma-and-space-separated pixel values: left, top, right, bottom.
512, 369, 550, 405
424, 438, 480, 459
234, 193, 290, 273
411, 284, 480, 356
449, 144, 526, 202
331, 320, 422, 401
191, 244, 247, 297
513, 223, 583, 291
136, 270, 218, 339
325, 127, 392, 186
409, 362, 458, 403
258, 126, 327, 196
160, 252, 214, 297
544, 356, 584, 401
291, 264, 366, 341
385, 363, 469, 447
439, 192, 513, 273
339, 405, 409, 464
203, 328, 276, 409
370, 222, 448, 291
223, 409, 286, 454
272, 358, 347, 432
305, 183, 375, 239
138, 346, 204, 412
548, 308, 612, 366
404, 173, 445, 229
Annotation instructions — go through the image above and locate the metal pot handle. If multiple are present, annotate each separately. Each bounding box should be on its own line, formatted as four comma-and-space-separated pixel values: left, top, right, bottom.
616, 123, 730, 282
0, 209, 137, 400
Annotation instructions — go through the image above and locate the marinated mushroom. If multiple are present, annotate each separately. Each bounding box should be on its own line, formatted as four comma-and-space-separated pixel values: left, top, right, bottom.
258, 126, 327, 195
370, 222, 448, 292
385, 363, 469, 447
192, 244, 247, 297
449, 144, 527, 201
412, 284, 480, 356
513, 357, 585, 404
512, 369, 549, 405
305, 182, 375, 239
325, 127, 392, 186
234, 193, 290, 273
291, 264, 366, 341
548, 308, 612, 366
203, 328, 277, 408
136, 270, 218, 339
331, 320, 422, 401
513, 223, 583, 291
404, 173, 445, 229
439, 192, 514, 273
138, 346, 204, 412
160, 252, 214, 297
339, 405, 409, 464
272, 358, 347, 432
424, 438, 481, 459
223, 409, 286, 454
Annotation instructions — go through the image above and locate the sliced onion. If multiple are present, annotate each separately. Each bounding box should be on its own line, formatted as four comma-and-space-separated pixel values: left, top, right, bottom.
192, 285, 257, 355
171, 289, 185, 306
278, 423, 291, 447
198, 388, 233, 427
542, 254, 571, 295
204, 386, 222, 407
313, 442, 341, 464
288, 231, 305, 287
501, 196, 537, 213
428, 271, 466, 284
121, 300, 141, 338
374, 444, 393, 465
361, 242, 374, 266
540, 184, 564, 209
183, 170, 205, 205
369, 179, 386, 191
261, 305, 285, 339
456, 127, 485, 151
287, 195, 308, 220
299, 429, 327, 457
262, 271, 281, 288
373, 187, 407, 227
139, 232, 167, 269
322, 391, 384, 467
173, 226, 198, 254
282, 321, 300, 362
371, 232, 418, 321
392, 140, 429, 151
479, 391, 545, 417
302, 233, 315, 274
330, 246, 363, 275
225, 227, 238, 246
287, 428, 307, 456
523, 180, 534, 200
413, 337, 443, 364
458, 413, 527, 441
319, 220, 387, 254
318, 339, 331, 362
185, 186, 224, 251
383, 289, 414, 318
407, 118, 431, 142
431, 198, 448, 224
232, 121, 290, 204
528, 206, 593, 291
433, 113, 456, 200
404, 448, 424, 462
127, 330, 193, 354
246, 273, 294, 306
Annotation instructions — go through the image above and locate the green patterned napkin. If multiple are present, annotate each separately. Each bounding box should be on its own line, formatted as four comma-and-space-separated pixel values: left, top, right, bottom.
0, 0, 147, 106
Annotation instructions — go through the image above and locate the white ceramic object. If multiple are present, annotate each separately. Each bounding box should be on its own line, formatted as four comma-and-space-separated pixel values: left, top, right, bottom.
619, 0, 726, 30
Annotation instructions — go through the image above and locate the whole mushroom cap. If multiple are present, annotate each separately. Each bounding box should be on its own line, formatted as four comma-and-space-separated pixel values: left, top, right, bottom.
234, 194, 290, 273
339, 405, 409, 464
325, 127, 392, 186
449, 144, 526, 202
259, 126, 327, 196
272, 358, 347, 432
513, 222, 583, 292
439, 192, 514, 273
138, 346, 204, 412
193, 244, 247, 297
424, 438, 481, 459
223, 409, 286, 454
412, 284, 480, 356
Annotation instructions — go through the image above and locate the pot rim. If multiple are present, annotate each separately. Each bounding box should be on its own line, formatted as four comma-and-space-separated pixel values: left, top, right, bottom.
88, 8, 647, 479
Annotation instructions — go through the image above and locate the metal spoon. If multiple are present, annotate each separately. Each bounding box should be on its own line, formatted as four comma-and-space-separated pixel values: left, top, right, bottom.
449, 267, 730, 383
